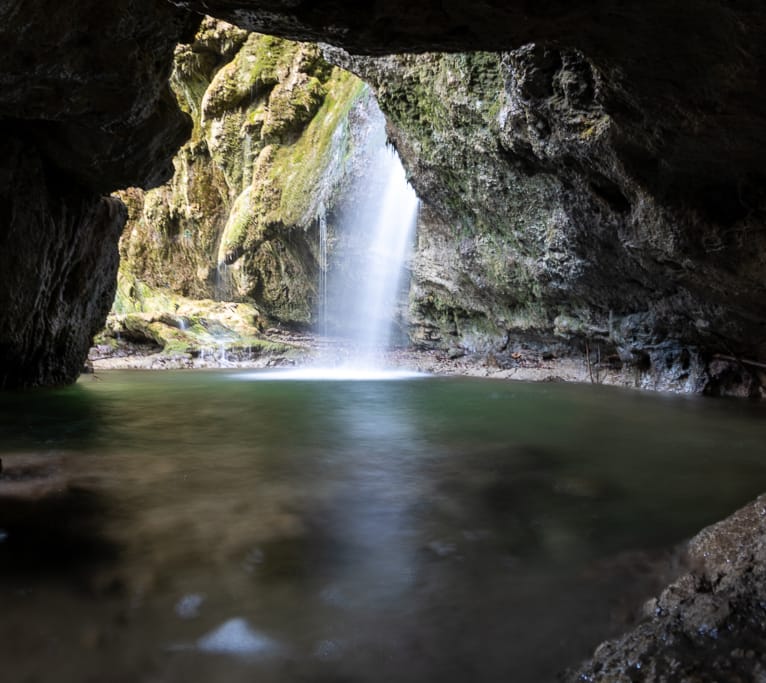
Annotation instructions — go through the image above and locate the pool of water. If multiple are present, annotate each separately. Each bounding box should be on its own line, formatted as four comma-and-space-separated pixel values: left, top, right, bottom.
1, 371, 765, 682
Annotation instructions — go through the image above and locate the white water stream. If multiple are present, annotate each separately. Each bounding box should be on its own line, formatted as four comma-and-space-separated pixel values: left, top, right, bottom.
330, 143, 420, 365
241, 97, 420, 381
295, 141, 420, 380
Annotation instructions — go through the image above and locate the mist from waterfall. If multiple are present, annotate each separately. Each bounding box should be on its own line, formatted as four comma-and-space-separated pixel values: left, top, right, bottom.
241, 95, 421, 381
325, 142, 419, 368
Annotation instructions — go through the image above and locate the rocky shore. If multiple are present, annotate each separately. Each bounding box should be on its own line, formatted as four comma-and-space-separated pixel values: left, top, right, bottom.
563, 494, 766, 682
89, 331, 764, 400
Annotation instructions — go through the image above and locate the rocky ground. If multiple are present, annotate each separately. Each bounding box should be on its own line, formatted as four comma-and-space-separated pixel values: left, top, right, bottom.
86, 331, 635, 379
88, 325, 310, 372
89, 330, 765, 400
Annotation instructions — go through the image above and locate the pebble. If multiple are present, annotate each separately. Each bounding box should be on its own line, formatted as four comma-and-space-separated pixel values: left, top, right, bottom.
196, 618, 279, 656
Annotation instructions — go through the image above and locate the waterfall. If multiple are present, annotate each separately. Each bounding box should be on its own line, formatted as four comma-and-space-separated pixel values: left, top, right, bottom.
303, 107, 421, 378
335, 144, 419, 367
214, 262, 228, 301
241, 96, 422, 380
318, 210, 329, 338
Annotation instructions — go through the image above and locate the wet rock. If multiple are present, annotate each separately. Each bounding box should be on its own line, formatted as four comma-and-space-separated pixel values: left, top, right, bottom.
323, 43, 766, 396
116, 20, 406, 334
564, 494, 766, 682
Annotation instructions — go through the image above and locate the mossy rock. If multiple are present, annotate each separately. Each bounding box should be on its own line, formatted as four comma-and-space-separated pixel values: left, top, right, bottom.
202, 33, 300, 119
115, 19, 370, 332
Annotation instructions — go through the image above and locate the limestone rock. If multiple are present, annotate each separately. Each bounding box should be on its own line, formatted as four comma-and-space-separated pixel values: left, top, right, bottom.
324, 45, 766, 395
0, 136, 125, 388
118, 21, 371, 327
565, 495, 766, 681
0, 0, 196, 387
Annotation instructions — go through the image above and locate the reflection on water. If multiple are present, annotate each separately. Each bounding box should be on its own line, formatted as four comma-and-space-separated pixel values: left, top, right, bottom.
1, 371, 766, 682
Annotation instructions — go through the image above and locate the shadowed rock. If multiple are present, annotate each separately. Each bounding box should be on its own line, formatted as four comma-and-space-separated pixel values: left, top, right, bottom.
564, 495, 766, 681
0, 0, 197, 387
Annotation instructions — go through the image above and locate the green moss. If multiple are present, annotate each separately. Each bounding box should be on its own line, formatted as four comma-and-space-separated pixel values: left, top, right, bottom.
230, 337, 292, 355
261, 74, 327, 141
171, 46, 218, 126
218, 186, 257, 263
203, 33, 301, 119
270, 70, 367, 226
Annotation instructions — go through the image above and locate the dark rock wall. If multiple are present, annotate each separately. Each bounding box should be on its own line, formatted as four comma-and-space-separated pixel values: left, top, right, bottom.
0, 136, 125, 388
0, 0, 196, 387
0, 0, 196, 191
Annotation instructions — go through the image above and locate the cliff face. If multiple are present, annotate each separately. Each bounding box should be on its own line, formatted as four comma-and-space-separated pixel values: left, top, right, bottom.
326, 48, 766, 395
0, 146, 125, 387
118, 19, 371, 328
2, 0, 766, 391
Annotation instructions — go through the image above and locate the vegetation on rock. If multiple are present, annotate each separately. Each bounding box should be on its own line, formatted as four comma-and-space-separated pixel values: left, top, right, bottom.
95, 276, 295, 366
117, 18, 368, 331
327, 47, 766, 397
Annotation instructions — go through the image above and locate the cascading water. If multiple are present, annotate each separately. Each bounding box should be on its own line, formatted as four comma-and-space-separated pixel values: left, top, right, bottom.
318, 210, 329, 338
240, 94, 422, 380
327, 142, 419, 368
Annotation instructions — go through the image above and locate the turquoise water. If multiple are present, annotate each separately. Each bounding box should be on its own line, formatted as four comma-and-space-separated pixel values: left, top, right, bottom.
1, 371, 765, 682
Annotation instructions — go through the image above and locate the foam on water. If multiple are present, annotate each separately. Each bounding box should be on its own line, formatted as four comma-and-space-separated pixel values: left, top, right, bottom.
232, 367, 425, 382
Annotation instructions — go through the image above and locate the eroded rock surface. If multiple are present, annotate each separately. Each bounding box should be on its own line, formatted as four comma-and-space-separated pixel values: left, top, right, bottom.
325, 44, 766, 395
0, 0, 197, 387
565, 495, 766, 682
0, 0, 196, 192
0, 137, 125, 388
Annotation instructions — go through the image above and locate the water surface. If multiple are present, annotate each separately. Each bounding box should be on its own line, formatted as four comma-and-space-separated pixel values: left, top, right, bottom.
1, 371, 765, 682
